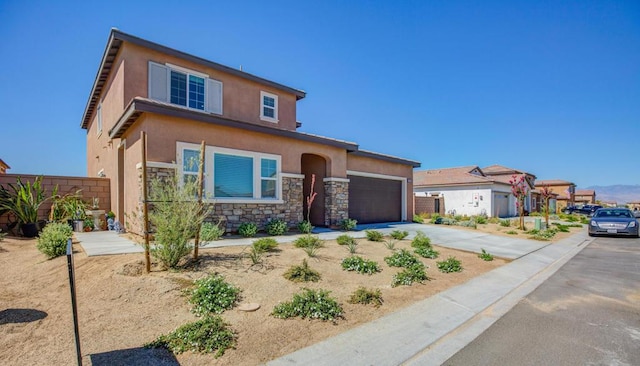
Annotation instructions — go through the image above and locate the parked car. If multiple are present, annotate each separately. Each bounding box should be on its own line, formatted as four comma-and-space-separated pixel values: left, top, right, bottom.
563, 205, 582, 214
588, 208, 639, 237
564, 204, 602, 216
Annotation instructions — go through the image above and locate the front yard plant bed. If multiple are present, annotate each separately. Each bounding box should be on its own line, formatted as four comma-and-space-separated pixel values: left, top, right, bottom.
0, 233, 506, 365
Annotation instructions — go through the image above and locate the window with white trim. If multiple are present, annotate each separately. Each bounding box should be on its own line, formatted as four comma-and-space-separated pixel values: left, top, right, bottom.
178, 143, 281, 201
260, 91, 278, 122
149, 61, 223, 115
96, 103, 102, 135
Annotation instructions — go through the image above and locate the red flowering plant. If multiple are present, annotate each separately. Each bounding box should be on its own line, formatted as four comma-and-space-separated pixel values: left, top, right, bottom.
510, 174, 529, 230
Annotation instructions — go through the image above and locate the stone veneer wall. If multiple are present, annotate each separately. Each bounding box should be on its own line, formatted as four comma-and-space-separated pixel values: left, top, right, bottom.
324, 180, 349, 227
136, 164, 303, 233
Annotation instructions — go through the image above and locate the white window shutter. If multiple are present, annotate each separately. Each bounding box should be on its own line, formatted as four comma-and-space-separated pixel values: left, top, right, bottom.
148, 61, 168, 102
206, 79, 223, 115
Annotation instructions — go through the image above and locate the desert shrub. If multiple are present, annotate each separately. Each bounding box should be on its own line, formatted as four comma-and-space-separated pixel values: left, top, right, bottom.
412, 214, 425, 224
341, 256, 381, 275
383, 238, 397, 251
437, 256, 463, 273
390, 230, 409, 240
385, 249, 421, 268
252, 237, 278, 252
499, 219, 511, 227
189, 274, 241, 316
528, 228, 557, 241
348, 287, 383, 307
336, 234, 356, 246
283, 259, 321, 282
429, 214, 442, 224
440, 217, 457, 225
474, 215, 488, 224
392, 264, 429, 287
294, 234, 322, 248
478, 248, 494, 261
272, 288, 343, 322
145, 316, 235, 357
148, 178, 212, 268
506, 230, 518, 235
411, 231, 432, 249
297, 220, 313, 234
265, 218, 288, 236
487, 217, 501, 224
248, 246, 263, 264
453, 214, 464, 221
365, 230, 384, 242
200, 221, 224, 242
580, 216, 590, 225
414, 247, 439, 259
36, 222, 73, 258
345, 240, 358, 254
339, 218, 358, 231
237, 222, 258, 237
457, 220, 477, 229
529, 211, 542, 216
303, 245, 320, 258
0, 228, 5, 241
552, 223, 570, 232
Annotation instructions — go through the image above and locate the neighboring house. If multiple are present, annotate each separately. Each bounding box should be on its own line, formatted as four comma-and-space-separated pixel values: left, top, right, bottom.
574, 189, 596, 205
628, 201, 640, 210
535, 179, 576, 211
80, 29, 419, 233
481, 165, 536, 213
413, 166, 518, 218
0, 159, 9, 174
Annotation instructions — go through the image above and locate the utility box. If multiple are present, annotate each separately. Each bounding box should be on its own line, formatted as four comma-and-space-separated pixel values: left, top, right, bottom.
534, 218, 542, 230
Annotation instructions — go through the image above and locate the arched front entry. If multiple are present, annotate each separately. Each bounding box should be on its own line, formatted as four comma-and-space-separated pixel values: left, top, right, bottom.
301, 154, 327, 227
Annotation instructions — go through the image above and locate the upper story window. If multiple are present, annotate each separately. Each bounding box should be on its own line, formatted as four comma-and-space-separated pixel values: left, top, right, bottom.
149, 61, 222, 115
260, 91, 278, 123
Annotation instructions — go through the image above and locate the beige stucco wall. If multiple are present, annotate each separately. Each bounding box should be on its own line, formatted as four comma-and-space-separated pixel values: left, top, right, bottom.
120, 43, 299, 131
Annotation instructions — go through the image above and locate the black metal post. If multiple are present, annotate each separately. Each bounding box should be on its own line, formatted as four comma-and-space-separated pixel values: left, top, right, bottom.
66, 239, 82, 366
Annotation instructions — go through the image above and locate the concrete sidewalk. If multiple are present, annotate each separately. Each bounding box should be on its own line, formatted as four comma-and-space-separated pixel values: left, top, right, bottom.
266, 232, 592, 366
76, 222, 548, 260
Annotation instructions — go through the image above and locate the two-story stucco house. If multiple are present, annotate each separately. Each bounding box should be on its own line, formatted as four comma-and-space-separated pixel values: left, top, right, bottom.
80, 29, 419, 233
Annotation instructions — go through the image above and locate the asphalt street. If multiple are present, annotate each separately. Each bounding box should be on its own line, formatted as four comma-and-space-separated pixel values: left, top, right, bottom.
444, 235, 640, 366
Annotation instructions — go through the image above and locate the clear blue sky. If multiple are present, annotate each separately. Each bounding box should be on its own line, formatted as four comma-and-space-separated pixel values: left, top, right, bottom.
1, 0, 638, 187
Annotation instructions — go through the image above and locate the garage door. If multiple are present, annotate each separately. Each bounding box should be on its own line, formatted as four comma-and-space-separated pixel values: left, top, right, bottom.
348, 175, 402, 224
493, 193, 509, 218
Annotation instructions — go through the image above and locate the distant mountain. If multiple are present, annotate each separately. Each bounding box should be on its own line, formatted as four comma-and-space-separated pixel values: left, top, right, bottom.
582, 185, 640, 204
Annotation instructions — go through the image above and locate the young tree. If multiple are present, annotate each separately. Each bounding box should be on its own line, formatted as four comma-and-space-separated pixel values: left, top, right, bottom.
540, 185, 554, 227
509, 174, 529, 230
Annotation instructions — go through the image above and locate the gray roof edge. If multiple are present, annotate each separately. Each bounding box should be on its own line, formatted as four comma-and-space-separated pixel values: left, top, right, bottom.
112, 29, 306, 99
110, 98, 358, 151
350, 149, 421, 168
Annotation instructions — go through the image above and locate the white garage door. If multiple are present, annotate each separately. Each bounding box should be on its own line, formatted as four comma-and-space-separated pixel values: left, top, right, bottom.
493, 193, 509, 218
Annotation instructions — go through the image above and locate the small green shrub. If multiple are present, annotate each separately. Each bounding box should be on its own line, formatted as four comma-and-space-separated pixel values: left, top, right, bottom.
297, 220, 313, 234
365, 230, 384, 242
294, 234, 323, 248
453, 214, 464, 221
145, 316, 235, 357
437, 256, 463, 273
237, 222, 258, 237
474, 215, 488, 224
390, 230, 409, 240
303, 245, 320, 258
552, 223, 570, 232
252, 237, 278, 252
188, 274, 241, 316
457, 220, 477, 229
200, 221, 224, 242
580, 216, 590, 225
429, 214, 442, 224
339, 218, 358, 231
487, 217, 501, 224
283, 259, 321, 282
411, 231, 432, 249
414, 247, 439, 259
528, 228, 557, 241
478, 248, 494, 261
506, 230, 518, 235
37, 222, 73, 258
336, 234, 356, 246
412, 214, 425, 224
440, 217, 457, 225
565, 214, 579, 222
265, 218, 288, 236
348, 287, 383, 307
499, 219, 511, 227
248, 246, 263, 264
346, 240, 358, 254
392, 263, 429, 287
385, 249, 421, 268
341, 256, 381, 275
383, 238, 397, 251
272, 288, 343, 322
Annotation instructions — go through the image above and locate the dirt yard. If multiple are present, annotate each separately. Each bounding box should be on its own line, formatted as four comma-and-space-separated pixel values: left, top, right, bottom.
0, 232, 507, 365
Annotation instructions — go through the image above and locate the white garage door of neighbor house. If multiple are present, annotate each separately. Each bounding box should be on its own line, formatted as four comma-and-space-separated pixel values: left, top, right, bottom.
493, 193, 510, 218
